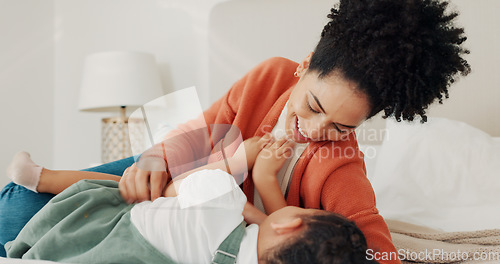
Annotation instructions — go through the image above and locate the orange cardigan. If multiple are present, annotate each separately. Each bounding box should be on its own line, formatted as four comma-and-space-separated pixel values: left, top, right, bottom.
153, 57, 400, 263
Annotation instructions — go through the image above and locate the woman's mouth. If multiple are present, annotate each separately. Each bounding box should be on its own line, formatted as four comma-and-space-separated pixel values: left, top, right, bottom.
294, 116, 310, 141
297, 119, 308, 138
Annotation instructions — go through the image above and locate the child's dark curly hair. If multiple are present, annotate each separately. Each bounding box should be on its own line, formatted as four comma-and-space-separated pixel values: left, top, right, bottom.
308, 0, 471, 122
262, 212, 378, 264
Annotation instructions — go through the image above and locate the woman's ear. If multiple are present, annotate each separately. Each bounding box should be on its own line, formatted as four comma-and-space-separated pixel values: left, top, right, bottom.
296, 52, 314, 77
270, 218, 303, 235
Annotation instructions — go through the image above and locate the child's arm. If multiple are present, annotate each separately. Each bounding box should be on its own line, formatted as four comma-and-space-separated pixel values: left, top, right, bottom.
242, 201, 267, 225
252, 137, 295, 214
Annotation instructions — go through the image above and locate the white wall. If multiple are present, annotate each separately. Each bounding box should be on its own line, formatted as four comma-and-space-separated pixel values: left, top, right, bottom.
0, 0, 54, 189
424, 0, 500, 135
53, 0, 204, 170
1, 0, 499, 189
208, 0, 333, 103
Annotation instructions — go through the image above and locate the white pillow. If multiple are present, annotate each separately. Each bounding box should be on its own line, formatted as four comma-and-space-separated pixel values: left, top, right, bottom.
358, 144, 382, 181
372, 117, 500, 232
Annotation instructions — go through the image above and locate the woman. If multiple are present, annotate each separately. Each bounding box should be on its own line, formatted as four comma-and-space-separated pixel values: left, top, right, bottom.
0, 0, 470, 262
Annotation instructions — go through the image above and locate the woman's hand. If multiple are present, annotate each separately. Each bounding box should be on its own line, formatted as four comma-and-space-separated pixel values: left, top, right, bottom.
233, 134, 273, 169
119, 157, 170, 203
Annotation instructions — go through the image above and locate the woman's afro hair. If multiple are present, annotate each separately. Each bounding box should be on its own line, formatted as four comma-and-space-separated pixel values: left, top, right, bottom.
309, 0, 471, 122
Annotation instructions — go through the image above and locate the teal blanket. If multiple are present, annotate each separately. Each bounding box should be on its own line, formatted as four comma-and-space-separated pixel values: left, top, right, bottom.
5, 180, 174, 263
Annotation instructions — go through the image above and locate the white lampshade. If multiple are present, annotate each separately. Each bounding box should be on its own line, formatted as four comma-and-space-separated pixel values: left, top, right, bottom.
78, 51, 164, 112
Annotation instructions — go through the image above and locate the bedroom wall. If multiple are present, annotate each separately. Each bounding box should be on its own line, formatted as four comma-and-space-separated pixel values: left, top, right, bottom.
0, 0, 55, 189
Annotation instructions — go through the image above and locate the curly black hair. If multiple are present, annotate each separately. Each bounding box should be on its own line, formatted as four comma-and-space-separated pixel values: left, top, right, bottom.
262, 212, 378, 264
308, 0, 471, 122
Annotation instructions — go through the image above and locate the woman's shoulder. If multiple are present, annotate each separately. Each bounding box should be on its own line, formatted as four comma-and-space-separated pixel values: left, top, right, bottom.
227, 57, 299, 116
259, 56, 298, 67
236, 57, 299, 99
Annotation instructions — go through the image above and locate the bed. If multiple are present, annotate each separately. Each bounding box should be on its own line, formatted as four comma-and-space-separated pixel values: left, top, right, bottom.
2, 117, 499, 263
360, 117, 500, 263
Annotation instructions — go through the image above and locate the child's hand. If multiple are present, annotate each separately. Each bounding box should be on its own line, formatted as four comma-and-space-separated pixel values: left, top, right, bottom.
252, 137, 294, 214
233, 134, 273, 169
253, 137, 295, 180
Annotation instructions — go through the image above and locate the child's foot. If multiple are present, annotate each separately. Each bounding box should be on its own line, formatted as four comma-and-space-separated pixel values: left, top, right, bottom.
7, 151, 43, 193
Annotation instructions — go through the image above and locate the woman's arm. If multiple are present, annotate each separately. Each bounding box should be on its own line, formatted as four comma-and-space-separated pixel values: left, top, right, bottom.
319, 162, 401, 264
162, 157, 241, 197
120, 57, 296, 203
120, 78, 243, 202
162, 135, 272, 197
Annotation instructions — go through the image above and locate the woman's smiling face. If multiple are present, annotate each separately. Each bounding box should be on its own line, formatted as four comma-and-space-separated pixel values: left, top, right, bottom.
285, 54, 371, 143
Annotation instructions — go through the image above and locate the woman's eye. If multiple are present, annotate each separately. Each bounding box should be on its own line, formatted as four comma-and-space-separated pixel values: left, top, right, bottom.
306, 101, 320, 114
332, 123, 347, 134
306, 100, 349, 134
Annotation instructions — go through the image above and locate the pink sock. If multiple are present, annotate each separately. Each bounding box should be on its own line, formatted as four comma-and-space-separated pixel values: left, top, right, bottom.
7, 151, 43, 193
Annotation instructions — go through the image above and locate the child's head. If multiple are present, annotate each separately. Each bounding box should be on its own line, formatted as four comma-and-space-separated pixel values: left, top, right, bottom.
257, 206, 376, 264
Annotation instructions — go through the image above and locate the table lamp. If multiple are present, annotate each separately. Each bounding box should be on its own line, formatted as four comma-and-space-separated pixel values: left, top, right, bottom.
78, 51, 164, 163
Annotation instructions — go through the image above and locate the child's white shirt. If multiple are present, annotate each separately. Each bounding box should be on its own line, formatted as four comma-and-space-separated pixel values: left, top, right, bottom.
130, 169, 258, 264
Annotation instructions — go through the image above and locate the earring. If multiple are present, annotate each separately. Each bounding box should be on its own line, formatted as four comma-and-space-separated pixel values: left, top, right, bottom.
294, 71, 299, 77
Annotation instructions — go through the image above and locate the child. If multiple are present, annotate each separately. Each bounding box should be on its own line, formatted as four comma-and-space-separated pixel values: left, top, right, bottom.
5, 136, 375, 264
